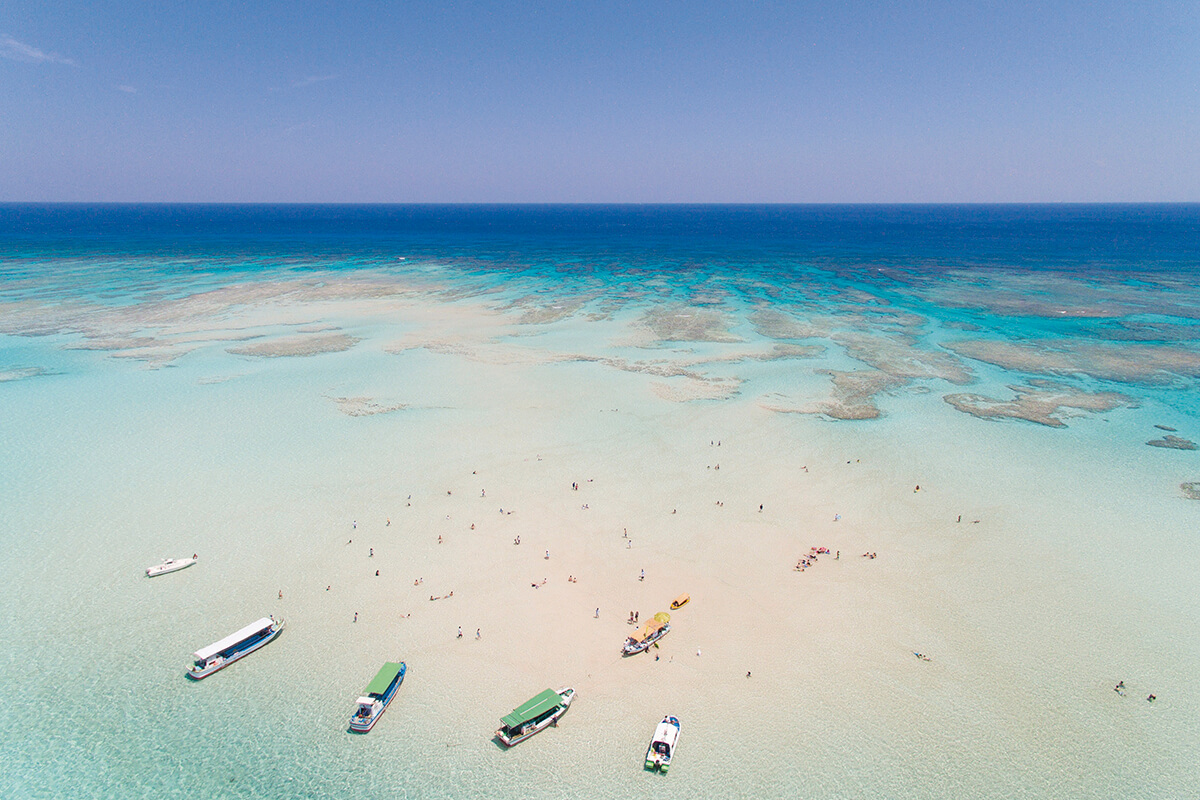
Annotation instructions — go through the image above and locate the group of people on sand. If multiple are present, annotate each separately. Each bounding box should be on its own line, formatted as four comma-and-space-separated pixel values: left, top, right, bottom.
796, 546, 838, 572
862, 551, 877, 559
627, 611, 640, 624
792, 546, 830, 573
429, 590, 453, 601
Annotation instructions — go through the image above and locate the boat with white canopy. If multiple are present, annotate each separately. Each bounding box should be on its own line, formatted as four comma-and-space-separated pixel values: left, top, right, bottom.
187, 616, 284, 679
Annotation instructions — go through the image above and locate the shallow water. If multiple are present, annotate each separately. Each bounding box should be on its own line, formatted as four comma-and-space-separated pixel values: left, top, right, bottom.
1, 205, 1198, 799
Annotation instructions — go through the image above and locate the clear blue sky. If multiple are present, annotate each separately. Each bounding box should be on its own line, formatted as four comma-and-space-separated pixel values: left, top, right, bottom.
2, 0, 1197, 202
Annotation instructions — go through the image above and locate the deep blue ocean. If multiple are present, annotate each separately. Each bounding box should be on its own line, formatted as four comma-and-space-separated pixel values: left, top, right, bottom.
2, 203, 1198, 285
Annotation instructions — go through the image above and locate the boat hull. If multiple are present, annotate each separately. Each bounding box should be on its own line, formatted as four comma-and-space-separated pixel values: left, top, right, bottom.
187, 621, 283, 680
147, 558, 196, 577
622, 624, 670, 656
349, 664, 406, 733
495, 688, 574, 747
644, 716, 681, 773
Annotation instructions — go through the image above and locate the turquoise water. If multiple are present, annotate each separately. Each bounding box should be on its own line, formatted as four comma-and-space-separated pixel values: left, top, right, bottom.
2, 205, 1199, 798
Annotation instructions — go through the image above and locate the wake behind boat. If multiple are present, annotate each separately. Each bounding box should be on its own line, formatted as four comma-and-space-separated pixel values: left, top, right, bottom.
495, 687, 574, 746
645, 715, 681, 772
187, 616, 284, 679
623, 612, 670, 656
349, 661, 407, 733
146, 555, 197, 577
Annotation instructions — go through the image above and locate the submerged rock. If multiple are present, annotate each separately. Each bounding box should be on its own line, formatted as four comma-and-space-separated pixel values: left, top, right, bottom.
1147, 435, 1198, 451
228, 333, 360, 357
330, 396, 407, 417
1181, 483, 1200, 500
0, 366, 52, 382
943, 381, 1135, 428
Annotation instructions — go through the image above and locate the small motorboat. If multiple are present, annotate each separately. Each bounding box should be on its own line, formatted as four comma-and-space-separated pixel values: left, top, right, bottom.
670, 593, 690, 609
146, 555, 197, 577
645, 715, 681, 772
623, 612, 670, 656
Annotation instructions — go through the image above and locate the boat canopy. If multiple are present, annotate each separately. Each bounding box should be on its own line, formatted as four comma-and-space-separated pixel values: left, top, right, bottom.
633, 612, 670, 642
500, 689, 561, 729
193, 617, 274, 660
364, 662, 405, 695
355, 696, 376, 707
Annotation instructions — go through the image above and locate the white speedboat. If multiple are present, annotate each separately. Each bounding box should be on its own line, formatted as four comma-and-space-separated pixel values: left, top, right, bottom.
645, 715, 681, 772
146, 555, 197, 577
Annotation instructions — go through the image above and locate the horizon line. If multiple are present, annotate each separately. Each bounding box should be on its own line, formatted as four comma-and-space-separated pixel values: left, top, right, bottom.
2, 200, 1198, 207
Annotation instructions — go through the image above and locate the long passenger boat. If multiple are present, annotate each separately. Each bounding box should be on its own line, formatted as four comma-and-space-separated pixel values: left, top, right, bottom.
495, 687, 574, 746
187, 616, 284, 679
349, 661, 407, 733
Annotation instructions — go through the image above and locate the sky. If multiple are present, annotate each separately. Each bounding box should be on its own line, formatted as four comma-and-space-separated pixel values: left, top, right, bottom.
1, 0, 1198, 202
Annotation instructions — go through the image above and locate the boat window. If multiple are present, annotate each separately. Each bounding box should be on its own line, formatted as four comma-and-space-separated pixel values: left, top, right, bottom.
654, 742, 670, 755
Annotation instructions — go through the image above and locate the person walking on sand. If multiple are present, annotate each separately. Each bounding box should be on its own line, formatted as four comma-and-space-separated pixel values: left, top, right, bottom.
545, 550, 550, 560
640, 569, 645, 581
476, 628, 480, 640
595, 608, 599, 618
353, 612, 358, 623
457, 627, 463, 639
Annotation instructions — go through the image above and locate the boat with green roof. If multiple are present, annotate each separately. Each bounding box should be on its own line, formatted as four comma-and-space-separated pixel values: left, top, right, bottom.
494, 687, 575, 746
349, 661, 407, 732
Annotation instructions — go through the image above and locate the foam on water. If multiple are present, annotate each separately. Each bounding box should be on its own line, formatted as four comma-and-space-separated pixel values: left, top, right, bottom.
1, 205, 1198, 799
